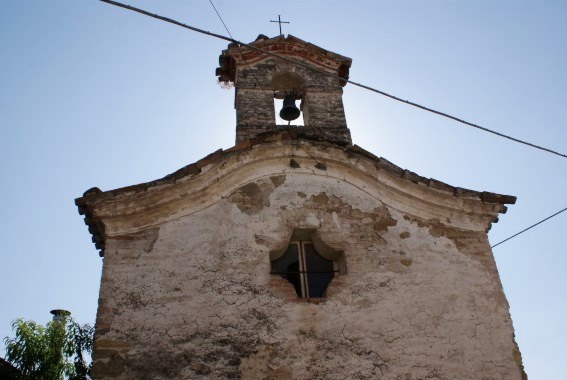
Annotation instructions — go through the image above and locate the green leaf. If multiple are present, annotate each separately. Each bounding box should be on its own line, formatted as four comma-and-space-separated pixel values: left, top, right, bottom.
3, 317, 94, 380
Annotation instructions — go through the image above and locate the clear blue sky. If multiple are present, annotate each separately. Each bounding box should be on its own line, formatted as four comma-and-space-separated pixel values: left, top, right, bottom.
1, 1, 565, 378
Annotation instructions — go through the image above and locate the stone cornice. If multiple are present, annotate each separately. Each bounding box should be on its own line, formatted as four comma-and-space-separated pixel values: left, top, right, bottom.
76, 128, 515, 257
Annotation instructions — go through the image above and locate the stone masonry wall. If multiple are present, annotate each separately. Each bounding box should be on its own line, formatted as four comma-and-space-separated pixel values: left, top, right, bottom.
233, 57, 351, 144
89, 141, 524, 379
302, 90, 348, 129
235, 88, 276, 143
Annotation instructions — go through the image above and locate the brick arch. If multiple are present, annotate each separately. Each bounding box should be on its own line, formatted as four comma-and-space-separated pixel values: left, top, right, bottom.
271, 71, 305, 93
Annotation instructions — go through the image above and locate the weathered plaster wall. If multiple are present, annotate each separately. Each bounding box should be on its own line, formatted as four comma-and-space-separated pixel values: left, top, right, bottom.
87, 139, 524, 379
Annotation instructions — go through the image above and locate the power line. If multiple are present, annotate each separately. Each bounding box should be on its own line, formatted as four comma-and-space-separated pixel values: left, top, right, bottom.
207, 0, 286, 125
207, 0, 232, 39
99, 0, 567, 159
491, 207, 567, 248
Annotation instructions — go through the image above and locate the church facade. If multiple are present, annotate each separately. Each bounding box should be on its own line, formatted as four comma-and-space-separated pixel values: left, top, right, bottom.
77, 35, 526, 379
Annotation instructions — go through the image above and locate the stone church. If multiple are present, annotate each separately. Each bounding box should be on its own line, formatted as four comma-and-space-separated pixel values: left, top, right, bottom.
76, 35, 526, 379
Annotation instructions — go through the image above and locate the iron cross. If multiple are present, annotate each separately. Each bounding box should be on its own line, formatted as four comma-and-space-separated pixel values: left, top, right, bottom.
270, 15, 290, 36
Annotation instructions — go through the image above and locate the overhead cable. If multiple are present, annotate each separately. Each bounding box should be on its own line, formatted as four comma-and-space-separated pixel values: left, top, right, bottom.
99, 0, 567, 159
207, 0, 232, 39
491, 207, 567, 248
206, 0, 286, 124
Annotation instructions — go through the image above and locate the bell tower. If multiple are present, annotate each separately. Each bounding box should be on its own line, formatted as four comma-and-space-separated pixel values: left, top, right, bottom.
216, 34, 353, 145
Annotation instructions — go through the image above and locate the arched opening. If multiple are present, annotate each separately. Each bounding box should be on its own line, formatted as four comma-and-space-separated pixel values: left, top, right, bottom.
270, 229, 344, 299
272, 72, 305, 126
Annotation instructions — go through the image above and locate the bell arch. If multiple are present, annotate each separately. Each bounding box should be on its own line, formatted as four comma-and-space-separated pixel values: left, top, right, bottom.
272, 71, 305, 125
271, 71, 305, 92
217, 34, 352, 144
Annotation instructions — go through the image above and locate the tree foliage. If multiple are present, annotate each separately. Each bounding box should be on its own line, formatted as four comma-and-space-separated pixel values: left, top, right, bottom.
3, 317, 94, 380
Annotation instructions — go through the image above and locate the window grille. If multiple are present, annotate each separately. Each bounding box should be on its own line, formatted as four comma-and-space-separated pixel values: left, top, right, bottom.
271, 241, 337, 298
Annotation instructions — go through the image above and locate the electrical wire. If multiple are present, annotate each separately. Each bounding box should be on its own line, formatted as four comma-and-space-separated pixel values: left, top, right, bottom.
491, 207, 567, 248
99, 0, 566, 159
207, 0, 286, 125
207, 0, 232, 38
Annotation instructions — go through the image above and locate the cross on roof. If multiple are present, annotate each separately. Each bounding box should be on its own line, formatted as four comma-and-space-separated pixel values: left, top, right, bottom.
270, 15, 290, 36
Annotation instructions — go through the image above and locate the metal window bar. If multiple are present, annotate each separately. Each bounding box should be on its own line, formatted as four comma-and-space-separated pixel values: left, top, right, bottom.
271, 240, 336, 298
270, 271, 340, 275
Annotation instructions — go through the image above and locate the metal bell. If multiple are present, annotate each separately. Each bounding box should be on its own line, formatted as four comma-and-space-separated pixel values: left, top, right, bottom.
279, 94, 300, 121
